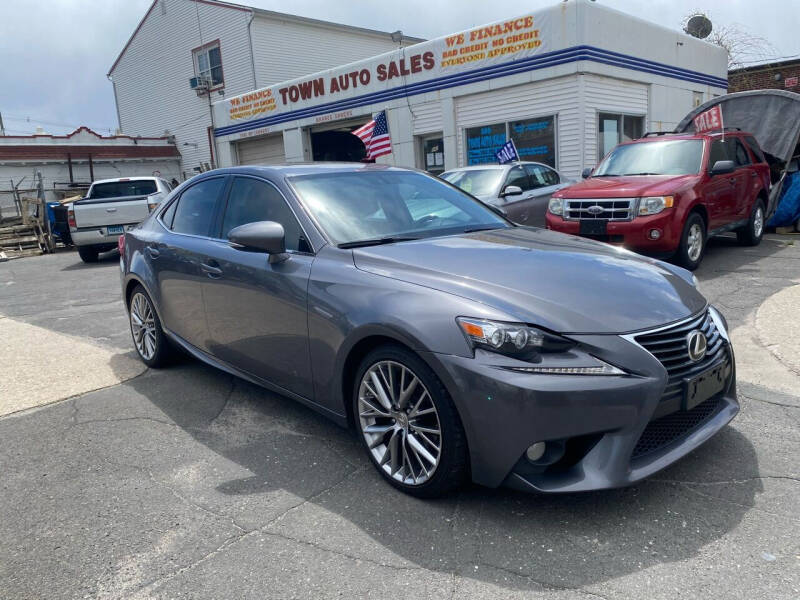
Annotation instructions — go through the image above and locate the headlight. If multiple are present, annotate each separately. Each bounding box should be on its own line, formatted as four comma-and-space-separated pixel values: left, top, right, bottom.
638, 196, 673, 216
548, 198, 564, 216
457, 317, 574, 357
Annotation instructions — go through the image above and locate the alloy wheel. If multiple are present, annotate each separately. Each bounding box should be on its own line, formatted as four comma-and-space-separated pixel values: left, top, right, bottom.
357, 360, 442, 486
753, 206, 764, 238
687, 223, 703, 262
130, 292, 157, 361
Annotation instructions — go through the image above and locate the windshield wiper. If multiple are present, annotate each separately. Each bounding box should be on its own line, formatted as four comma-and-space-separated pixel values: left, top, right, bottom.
338, 236, 419, 249
462, 225, 503, 233
625, 172, 660, 176
591, 174, 621, 177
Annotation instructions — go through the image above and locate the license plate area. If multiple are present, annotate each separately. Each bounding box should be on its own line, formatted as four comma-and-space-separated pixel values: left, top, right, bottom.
683, 362, 726, 411
579, 220, 608, 235
107, 225, 124, 235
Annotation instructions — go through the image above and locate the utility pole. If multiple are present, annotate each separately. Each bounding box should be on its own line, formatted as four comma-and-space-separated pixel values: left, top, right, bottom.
0, 112, 5, 136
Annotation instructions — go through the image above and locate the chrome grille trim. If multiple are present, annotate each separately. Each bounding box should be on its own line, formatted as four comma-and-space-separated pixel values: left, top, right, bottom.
625, 309, 731, 406
564, 198, 636, 221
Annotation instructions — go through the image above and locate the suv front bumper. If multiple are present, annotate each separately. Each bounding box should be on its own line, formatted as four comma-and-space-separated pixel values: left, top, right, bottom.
545, 211, 681, 255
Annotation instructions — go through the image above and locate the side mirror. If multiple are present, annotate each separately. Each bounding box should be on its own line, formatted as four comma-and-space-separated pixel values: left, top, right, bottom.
581, 167, 594, 179
787, 159, 799, 174
500, 185, 523, 197
228, 221, 289, 263
710, 160, 736, 176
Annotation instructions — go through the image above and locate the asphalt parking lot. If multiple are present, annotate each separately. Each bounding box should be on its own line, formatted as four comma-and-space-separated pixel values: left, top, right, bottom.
1, 235, 799, 600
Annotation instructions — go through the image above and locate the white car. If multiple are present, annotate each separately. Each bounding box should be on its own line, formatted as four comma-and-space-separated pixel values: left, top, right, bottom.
440, 162, 572, 227
69, 177, 173, 262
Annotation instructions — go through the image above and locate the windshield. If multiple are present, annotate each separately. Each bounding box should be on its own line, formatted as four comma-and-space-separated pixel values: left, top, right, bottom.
594, 140, 704, 177
89, 180, 157, 198
440, 169, 503, 197
290, 170, 509, 246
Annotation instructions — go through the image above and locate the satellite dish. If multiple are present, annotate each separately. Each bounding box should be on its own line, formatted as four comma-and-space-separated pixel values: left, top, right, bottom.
685, 14, 713, 39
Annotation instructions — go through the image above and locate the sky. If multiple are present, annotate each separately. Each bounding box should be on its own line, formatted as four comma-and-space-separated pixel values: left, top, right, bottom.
0, 0, 796, 137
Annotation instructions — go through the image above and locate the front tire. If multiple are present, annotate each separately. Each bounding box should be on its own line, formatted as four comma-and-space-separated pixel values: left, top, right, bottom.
353, 345, 468, 498
77, 245, 99, 263
737, 199, 765, 246
676, 212, 706, 271
128, 285, 171, 368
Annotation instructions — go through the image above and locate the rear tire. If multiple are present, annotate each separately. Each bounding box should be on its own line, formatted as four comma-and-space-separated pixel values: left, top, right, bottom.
352, 344, 468, 498
77, 245, 99, 263
128, 285, 171, 368
736, 199, 765, 247
675, 212, 706, 271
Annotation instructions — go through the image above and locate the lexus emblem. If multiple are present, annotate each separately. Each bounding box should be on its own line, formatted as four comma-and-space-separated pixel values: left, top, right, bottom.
586, 205, 604, 215
687, 330, 707, 362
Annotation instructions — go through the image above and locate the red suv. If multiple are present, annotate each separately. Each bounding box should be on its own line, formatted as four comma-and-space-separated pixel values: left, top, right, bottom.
545, 131, 770, 269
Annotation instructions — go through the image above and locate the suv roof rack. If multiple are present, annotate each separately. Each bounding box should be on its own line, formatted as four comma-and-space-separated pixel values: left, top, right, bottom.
643, 127, 743, 138
643, 131, 683, 137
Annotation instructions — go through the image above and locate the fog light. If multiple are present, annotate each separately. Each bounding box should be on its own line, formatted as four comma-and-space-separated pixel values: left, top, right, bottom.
525, 442, 546, 462
648, 228, 662, 240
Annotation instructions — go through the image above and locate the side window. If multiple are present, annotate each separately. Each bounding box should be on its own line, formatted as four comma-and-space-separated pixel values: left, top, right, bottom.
221, 177, 305, 252
744, 136, 766, 163
733, 139, 751, 166
160, 198, 178, 228
524, 164, 560, 188
708, 140, 729, 168
171, 177, 225, 236
504, 167, 531, 192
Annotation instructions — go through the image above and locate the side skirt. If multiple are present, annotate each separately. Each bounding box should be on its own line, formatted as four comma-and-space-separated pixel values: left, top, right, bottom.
162, 327, 350, 428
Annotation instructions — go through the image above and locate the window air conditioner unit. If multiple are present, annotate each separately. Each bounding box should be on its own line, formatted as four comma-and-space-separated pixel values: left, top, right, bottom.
189, 76, 210, 92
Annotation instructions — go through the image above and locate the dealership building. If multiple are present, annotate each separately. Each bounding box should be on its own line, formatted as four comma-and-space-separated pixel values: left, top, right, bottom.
212, 0, 728, 179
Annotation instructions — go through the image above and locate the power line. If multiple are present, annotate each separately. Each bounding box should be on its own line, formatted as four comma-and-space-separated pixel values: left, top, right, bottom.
2, 114, 116, 134
738, 53, 800, 66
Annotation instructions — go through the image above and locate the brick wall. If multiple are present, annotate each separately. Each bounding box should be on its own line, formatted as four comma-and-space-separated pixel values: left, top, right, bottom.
729, 60, 800, 93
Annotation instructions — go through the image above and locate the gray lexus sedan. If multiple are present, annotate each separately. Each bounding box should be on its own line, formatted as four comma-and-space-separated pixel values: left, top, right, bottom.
120, 164, 737, 498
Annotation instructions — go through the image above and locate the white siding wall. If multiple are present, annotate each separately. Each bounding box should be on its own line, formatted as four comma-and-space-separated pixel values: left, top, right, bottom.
251, 18, 404, 88
412, 102, 443, 136
454, 76, 582, 177
582, 74, 649, 167
110, 0, 255, 176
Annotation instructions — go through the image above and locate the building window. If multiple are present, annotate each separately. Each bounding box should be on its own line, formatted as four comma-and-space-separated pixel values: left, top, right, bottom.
193, 42, 223, 88
465, 116, 557, 167
598, 113, 644, 160
419, 134, 445, 175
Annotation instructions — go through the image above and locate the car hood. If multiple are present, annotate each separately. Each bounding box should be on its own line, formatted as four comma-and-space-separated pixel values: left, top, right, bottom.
558, 175, 699, 198
352, 227, 706, 334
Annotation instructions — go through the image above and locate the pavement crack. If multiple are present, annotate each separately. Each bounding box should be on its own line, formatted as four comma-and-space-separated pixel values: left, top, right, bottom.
475, 561, 612, 599
740, 394, 800, 409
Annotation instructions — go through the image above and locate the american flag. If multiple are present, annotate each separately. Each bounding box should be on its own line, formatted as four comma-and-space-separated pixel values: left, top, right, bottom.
352, 111, 392, 160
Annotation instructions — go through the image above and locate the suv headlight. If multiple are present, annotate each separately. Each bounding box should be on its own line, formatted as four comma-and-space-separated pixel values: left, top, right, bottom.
638, 196, 674, 216
548, 198, 564, 216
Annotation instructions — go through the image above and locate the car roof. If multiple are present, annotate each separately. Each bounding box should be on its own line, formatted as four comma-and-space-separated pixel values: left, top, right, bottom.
209, 163, 418, 179
620, 131, 755, 146
442, 161, 553, 173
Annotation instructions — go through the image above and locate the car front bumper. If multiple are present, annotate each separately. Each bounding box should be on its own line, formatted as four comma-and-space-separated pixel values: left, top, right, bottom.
423, 318, 737, 492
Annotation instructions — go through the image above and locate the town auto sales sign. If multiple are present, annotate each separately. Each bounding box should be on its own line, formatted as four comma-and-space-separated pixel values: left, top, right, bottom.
215, 13, 550, 131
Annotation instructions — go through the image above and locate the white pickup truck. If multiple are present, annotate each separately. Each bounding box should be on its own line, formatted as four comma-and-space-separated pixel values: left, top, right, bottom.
69, 177, 173, 262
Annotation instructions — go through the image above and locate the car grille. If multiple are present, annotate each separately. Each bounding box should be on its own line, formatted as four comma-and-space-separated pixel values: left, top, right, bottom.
564, 198, 635, 221
631, 396, 723, 459
634, 309, 730, 411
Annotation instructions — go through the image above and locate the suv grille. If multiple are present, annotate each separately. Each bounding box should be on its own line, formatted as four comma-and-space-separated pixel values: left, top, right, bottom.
634, 310, 729, 411
564, 198, 634, 221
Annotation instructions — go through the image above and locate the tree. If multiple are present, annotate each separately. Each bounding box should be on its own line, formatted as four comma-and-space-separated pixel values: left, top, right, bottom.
681, 12, 775, 70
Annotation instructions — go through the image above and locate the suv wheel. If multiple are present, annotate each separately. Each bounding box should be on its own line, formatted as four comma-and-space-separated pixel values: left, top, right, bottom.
77, 245, 99, 263
676, 212, 706, 271
353, 345, 468, 498
128, 285, 171, 368
737, 199, 765, 246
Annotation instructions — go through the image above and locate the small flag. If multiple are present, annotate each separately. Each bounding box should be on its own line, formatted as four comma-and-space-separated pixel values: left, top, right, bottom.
495, 140, 519, 164
352, 111, 392, 160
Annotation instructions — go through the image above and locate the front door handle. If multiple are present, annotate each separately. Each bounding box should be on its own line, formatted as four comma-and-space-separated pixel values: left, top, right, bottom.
201, 262, 222, 278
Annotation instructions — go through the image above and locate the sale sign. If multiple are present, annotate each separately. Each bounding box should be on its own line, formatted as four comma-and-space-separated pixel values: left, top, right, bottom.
692, 105, 724, 133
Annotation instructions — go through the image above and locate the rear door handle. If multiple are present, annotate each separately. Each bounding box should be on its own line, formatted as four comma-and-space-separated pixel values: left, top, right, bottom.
146, 246, 160, 258
201, 262, 222, 278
